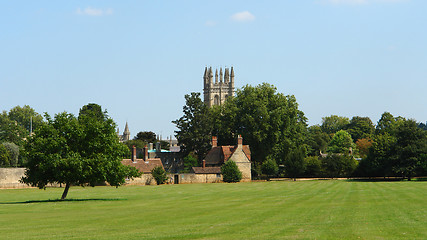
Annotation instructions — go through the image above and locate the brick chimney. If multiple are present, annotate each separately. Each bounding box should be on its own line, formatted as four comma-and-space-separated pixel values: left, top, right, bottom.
132, 145, 136, 162
202, 160, 206, 168
237, 135, 243, 147
144, 145, 148, 161
212, 136, 217, 148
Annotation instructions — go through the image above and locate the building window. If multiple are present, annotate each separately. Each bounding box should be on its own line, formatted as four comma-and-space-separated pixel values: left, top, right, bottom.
214, 95, 220, 105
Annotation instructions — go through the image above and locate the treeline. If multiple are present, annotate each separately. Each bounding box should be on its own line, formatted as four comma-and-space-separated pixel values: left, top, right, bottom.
0, 106, 44, 167
0, 104, 170, 167
174, 83, 427, 180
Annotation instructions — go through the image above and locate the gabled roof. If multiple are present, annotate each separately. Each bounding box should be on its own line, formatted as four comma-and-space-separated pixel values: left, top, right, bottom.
121, 158, 163, 174
204, 145, 251, 166
192, 167, 221, 174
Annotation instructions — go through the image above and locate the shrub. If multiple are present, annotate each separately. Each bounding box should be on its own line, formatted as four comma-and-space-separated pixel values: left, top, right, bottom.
182, 154, 198, 173
221, 160, 242, 183
283, 147, 306, 180
304, 156, 322, 177
261, 158, 278, 180
322, 154, 357, 178
151, 166, 168, 185
3, 142, 19, 167
0, 144, 10, 167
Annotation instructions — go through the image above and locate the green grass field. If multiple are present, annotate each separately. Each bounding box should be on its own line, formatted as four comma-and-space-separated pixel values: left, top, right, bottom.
1, 180, 426, 239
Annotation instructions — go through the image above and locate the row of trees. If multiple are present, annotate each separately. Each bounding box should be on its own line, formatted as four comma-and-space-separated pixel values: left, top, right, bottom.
174, 83, 427, 180
0, 105, 44, 167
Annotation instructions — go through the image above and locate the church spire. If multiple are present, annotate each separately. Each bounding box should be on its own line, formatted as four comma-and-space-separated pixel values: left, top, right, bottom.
224, 67, 229, 83
122, 122, 130, 142
220, 67, 223, 83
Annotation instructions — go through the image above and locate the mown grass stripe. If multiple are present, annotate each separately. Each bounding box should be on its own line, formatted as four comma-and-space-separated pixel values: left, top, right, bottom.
1, 180, 426, 239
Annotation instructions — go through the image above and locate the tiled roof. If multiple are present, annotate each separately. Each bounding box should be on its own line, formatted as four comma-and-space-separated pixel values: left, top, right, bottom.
192, 166, 221, 174
204, 147, 223, 165
204, 145, 251, 166
121, 158, 164, 174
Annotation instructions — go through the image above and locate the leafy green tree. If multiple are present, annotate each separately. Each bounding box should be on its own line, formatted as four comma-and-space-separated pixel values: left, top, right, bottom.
8, 105, 44, 135
261, 158, 278, 180
174, 83, 307, 176
123, 139, 147, 158
0, 144, 10, 167
182, 154, 198, 173
218, 83, 307, 165
304, 156, 322, 177
79, 103, 106, 121
0, 111, 27, 146
2, 142, 19, 167
159, 140, 170, 150
375, 112, 405, 135
327, 130, 356, 154
210, 101, 239, 146
151, 166, 168, 185
221, 160, 242, 183
306, 125, 330, 156
322, 154, 357, 178
321, 115, 350, 135
134, 131, 156, 143
392, 119, 427, 180
363, 133, 396, 177
173, 92, 212, 162
21, 106, 141, 200
347, 116, 374, 141
283, 147, 306, 180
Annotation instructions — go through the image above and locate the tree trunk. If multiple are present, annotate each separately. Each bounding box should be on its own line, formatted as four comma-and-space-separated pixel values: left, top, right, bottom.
61, 183, 70, 200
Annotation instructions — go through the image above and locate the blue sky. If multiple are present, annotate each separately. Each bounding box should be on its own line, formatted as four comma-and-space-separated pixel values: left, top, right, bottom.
1, 0, 426, 139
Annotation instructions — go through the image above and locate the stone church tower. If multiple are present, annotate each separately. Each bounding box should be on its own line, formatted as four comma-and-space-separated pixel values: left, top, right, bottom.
117, 122, 130, 142
203, 66, 235, 107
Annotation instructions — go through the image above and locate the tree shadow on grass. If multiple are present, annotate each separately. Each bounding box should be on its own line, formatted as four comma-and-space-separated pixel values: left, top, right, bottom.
0, 198, 126, 205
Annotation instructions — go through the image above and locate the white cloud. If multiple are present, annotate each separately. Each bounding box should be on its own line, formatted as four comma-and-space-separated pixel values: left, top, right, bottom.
230, 11, 255, 22
76, 7, 113, 16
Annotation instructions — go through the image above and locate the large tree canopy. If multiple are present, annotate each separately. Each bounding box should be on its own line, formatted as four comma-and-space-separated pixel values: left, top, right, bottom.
321, 115, 350, 135
228, 83, 307, 165
174, 83, 307, 172
392, 119, 427, 180
21, 104, 140, 200
327, 130, 356, 154
173, 92, 213, 161
134, 131, 156, 143
347, 116, 375, 142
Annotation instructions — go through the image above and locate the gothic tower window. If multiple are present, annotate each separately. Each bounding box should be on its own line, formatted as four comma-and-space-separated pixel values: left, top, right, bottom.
214, 95, 220, 105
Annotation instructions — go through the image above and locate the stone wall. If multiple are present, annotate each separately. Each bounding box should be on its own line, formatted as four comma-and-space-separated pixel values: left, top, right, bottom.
125, 173, 223, 185
124, 174, 158, 185
228, 144, 252, 181
172, 173, 222, 184
0, 168, 27, 188
235, 162, 252, 182
1, 169, 247, 188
